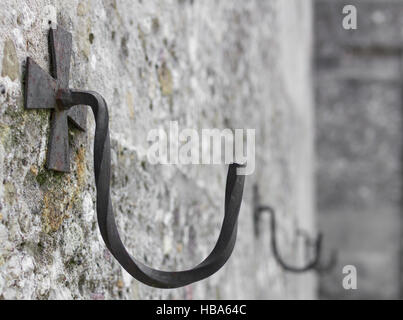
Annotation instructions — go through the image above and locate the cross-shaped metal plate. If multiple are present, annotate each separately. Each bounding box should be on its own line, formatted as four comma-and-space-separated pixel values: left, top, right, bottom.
25, 27, 87, 172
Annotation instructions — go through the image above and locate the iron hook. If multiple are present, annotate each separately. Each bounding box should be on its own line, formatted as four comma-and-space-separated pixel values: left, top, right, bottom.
253, 184, 335, 273
256, 205, 322, 273
296, 229, 338, 273
24, 26, 246, 289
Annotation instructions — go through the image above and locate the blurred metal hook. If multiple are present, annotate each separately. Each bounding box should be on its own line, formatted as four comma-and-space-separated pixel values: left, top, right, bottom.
255, 205, 322, 272
296, 229, 338, 273
253, 184, 336, 273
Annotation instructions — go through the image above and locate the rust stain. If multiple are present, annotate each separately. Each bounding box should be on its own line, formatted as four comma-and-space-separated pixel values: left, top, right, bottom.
30, 165, 38, 176
75, 147, 86, 185
42, 191, 69, 233
41, 147, 87, 233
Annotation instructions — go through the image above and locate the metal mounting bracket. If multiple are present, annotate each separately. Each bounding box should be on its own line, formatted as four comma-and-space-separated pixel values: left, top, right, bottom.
25, 27, 87, 172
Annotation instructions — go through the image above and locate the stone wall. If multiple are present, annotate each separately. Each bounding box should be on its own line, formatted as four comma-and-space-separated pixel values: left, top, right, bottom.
0, 0, 315, 299
315, 0, 403, 299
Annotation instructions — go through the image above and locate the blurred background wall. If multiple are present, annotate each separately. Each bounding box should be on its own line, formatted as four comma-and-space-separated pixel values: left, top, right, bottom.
315, 0, 403, 299
0, 1, 315, 299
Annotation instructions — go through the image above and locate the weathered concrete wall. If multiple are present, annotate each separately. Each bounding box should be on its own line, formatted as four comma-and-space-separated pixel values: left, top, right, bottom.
0, 0, 315, 299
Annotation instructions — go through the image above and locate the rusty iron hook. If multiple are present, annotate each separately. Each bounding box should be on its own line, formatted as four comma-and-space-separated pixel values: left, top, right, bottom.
24, 26, 246, 289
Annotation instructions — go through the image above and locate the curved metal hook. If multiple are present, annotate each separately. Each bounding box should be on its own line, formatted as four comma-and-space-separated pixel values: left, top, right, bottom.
296, 229, 338, 273
253, 185, 337, 273
56, 89, 246, 288
25, 26, 246, 288
256, 205, 322, 273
